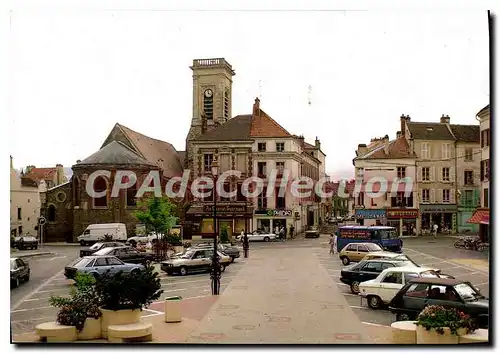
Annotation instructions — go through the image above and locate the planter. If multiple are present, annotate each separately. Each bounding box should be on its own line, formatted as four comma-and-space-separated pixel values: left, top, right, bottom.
77, 317, 102, 340
416, 325, 466, 344
100, 307, 141, 339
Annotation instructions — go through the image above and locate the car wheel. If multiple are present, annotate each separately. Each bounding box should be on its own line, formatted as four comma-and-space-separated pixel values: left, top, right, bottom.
350, 281, 360, 294
89, 272, 99, 280
264, 237, 270, 242
230, 256, 235, 263
24, 272, 30, 282
131, 268, 140, 275
221, 264, 226, 272
13, 278, 20, 288
367, 295, 381, 309
341, 256, 350, 266
179, 266, 188, 276
396, 313, 411, 322
79, 241, 85, 246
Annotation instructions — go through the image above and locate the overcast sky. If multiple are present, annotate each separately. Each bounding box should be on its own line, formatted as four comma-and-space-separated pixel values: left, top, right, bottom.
7, 9, 489, 180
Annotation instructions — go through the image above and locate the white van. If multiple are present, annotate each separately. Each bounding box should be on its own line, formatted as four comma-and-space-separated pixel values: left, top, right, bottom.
77, 223, 127, 245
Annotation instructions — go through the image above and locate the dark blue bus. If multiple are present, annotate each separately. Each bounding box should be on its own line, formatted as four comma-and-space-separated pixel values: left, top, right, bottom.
336, 226, 403, 253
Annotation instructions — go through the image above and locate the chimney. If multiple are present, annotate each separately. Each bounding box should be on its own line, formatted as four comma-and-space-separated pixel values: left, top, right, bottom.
440, 114, 450, 124
315, 136, 321, 149
10, 155, 13, 169
383, 134, 390, 155
56, 164, 64, 184
400, 114, 411, 136
357, 144, 368, 156
76, 160, 81, 164
396, 131, 402, 138
253, 97, 260, 116
25, 165, 35, 174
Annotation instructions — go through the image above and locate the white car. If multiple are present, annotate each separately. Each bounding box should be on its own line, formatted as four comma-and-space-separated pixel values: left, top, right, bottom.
235, 230, 277, 242
126, 233, 162, 245
358, 266, 454, 309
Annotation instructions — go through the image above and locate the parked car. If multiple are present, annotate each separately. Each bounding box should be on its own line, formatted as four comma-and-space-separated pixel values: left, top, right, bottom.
361, 251, 413, 262
77, 223, 127, 245
126, 233, 161, 247
92, 246, 154, 264
79, 241, 126, 257
339, 242, 384, 265
11, 257, 30, 288
359, 266, 455, 309
305, 226, 320, 238
64, 255, 144, 279
160, 248, 232, 276
389, 278, 489, 328
13, 236, 38, 250
236, 230, 277, 242
191, 243, 241, 262
340, 259, 419, 294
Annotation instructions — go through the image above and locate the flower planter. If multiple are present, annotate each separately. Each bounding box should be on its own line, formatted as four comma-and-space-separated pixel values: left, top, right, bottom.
416, 325, 466, 344
100, 308, 141, 339
77, 317, 102, 340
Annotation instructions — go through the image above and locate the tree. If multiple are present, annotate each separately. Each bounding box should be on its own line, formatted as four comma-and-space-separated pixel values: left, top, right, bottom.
133, 196, 178, 239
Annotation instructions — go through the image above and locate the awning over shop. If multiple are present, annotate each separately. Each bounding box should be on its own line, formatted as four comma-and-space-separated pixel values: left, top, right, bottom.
467, 209, 490, 225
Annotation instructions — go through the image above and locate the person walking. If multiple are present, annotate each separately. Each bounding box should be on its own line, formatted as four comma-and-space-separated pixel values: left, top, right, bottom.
279, 226, 285, 242
329, 234, 336, 255
433, 223, 439, 238
290, 225, 295, 239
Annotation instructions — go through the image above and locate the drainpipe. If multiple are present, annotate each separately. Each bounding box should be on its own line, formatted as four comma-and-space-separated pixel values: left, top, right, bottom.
454, 140, 458, 234
415, 158, 420, 236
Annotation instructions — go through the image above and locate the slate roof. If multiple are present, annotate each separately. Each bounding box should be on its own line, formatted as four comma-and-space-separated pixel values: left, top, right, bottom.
194, 115, 253, 141
76, 141, 157, 167
406, 122, 455, 140
477, 104, 490, 117
356, 136, 417, 160
449, 124, 480, 143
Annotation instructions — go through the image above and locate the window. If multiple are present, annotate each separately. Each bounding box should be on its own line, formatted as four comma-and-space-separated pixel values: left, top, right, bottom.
236, 183, 246, 202
276, 161, 285, 177
74, 177, 80, 206
422, 167, 430, 181
481, 129, 490, 148
422, 189, 430, 203
18, 226, 23, 235
442, 167, 450, 181
346, 244, 357, 251
48, 205, 56, 221
219, 183, 232, 202
258, 143, 267, 152
391, 191, 413, 208
203, 89, 213, 120
257, 162, 267, 177
276, 142, 285, 152
17, 208, 21, 220
28, 199, 30, 203
484, 188, 489, 208
275, 187, 286, 209
481, 160, 489, 181
223, 90, 229, 119
397, 167, 406, 179
405, 283, 429, 298
382, 272, 403, 284
421, 142, 429, 159
361, 262, 383, 272
126, 182, 137, 207
443, 189, 450, 203
357, 245, 369, 253
257, 187, 267, 209
93, 176, 108, 207
442, 143, 451, 159
403, 273, 419, 283
465, 148, 473, 161
107, 257, 123, 266
464, 170, 474, 185
204, 154, 213, 173
94, 258, 107, 267
463, 190, 474, 206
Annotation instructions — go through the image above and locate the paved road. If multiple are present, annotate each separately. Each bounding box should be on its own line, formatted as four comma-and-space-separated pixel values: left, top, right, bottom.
313, 236, 490, 328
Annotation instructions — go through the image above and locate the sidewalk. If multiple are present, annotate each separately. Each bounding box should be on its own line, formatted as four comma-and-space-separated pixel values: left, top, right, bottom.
10, 251, 54, 258
185, 247, 369, 344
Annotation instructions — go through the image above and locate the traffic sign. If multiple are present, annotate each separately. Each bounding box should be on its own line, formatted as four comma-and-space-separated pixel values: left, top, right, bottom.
39, 216, 46, 225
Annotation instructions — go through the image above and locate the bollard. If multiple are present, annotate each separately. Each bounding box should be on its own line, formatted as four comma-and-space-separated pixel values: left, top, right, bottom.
164, 296, 182, 323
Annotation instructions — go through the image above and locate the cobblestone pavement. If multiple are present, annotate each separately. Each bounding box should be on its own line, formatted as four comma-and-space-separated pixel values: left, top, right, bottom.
10, 258, 247, 336
313, 236, 490, 328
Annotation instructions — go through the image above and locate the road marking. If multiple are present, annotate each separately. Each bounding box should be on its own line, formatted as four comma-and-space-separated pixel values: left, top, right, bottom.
49, 256, 67, 261
11, 306, 53, 313
191, 282, 230, 290
451, 271, 479, 277
161, 288, 187, 293
11, 269, 64, 311
141, 313, 163, 319
33, 288, 70, 294
143, 308, 164, 315
349, 305, 366, 309
474, 282, 489, 286
420, 261, 446, 266
361, 322, 390, 328
335, 282, 348, 286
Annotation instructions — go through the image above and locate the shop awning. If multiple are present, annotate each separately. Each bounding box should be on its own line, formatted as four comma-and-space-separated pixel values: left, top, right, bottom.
467, 209, 489, 225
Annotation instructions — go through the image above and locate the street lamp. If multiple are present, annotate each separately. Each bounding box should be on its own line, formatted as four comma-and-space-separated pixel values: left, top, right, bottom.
210, 159, 221, 295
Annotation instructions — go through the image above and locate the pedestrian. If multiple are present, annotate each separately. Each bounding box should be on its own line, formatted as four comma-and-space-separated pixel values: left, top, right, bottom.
290, 225, 295, 239
329, 234, 336, 255
240, 230, 245, 242
433, 223, 438, 238
279, 226, 285, 242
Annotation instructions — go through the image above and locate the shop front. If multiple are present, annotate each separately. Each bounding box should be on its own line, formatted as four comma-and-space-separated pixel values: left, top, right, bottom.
386, 209, 419, 236
354, 209, 386, 226
185, 203, 253, 240
419, 204, 457, 233
254, 209, 294, 237
467, 208, 490, 242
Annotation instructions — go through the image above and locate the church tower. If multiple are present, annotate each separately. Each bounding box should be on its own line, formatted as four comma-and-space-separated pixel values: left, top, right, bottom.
185, 58, 235, 168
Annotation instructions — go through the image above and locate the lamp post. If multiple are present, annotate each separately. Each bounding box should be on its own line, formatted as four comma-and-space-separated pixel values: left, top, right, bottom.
210, 159, 221, 295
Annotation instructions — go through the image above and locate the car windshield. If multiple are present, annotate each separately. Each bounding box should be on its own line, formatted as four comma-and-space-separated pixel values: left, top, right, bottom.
10, 260, 16, 270
70, 258, 91, 268
90, 243, 103, 250
180, 250, 196, 259
366, 243, 383, 251
454, 283, 483, 301
379, 230, 398, 239
93, 248, 112, 256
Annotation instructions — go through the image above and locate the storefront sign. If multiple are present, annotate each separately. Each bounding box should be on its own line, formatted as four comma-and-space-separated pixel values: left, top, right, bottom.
387, 209, 419, 219
254, 209, 293, 217
354, 209, 386, 219
339, 229, 371, 239
419, 204, 458, 213
203, 205, 247, 213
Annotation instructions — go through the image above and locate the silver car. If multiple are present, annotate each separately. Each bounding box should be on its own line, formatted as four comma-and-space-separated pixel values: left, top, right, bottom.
64, 255, 144, 279
161, 248, 231, 276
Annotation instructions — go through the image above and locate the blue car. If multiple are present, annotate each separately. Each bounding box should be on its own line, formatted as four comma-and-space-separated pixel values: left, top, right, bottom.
64, 255, 144, 279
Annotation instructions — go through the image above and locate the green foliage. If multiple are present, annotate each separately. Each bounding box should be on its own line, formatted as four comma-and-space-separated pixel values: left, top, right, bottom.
416, 305, 478, 335
220, 225, 229, 244
103, 233, 113, 242
95, 265, 163, 311
166, 234, 182, 246
49, 273, 101, 331
134, 196, 178, 237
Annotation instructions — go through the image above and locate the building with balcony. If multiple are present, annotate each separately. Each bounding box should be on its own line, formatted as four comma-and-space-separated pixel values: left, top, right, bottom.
353, 133, 418, 236
467, 104, 490, 241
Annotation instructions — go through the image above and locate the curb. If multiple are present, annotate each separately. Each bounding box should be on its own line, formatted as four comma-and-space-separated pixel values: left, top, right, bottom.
11, 252, 54, 259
